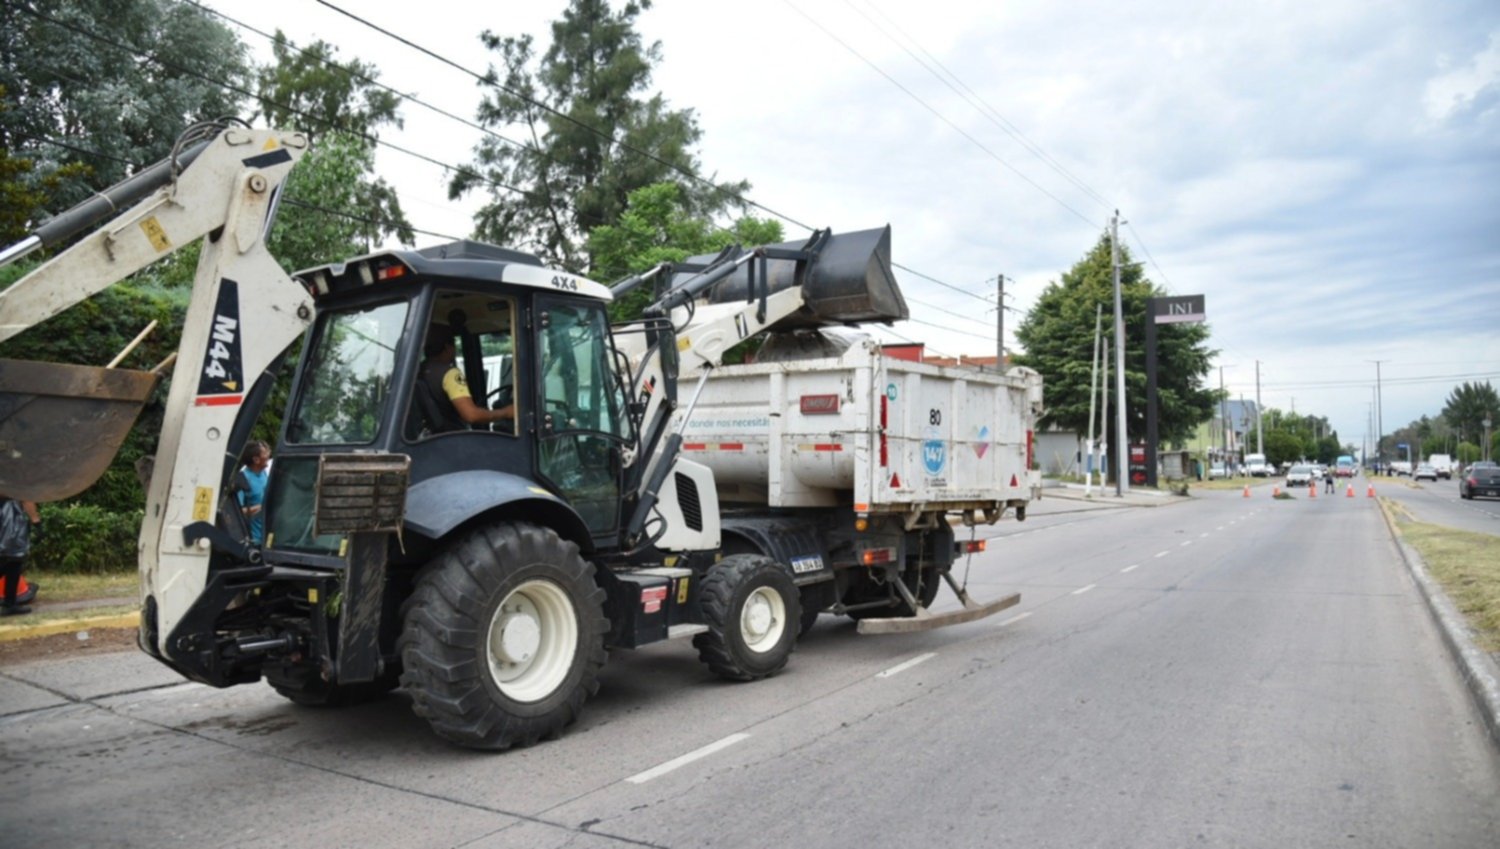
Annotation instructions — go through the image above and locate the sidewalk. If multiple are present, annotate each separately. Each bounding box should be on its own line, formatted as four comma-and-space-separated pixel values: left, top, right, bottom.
1041, 481, 1188, 508
0, 596, 137, 644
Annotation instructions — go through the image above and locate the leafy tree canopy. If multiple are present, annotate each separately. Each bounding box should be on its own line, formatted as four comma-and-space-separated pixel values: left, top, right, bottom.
1441, 381, 1498, 446
254, 32, 413, 250
0, 0, 250, 223
1013, 234, 1218, 451
586, 182, 783, 320
451, 0, 748, 273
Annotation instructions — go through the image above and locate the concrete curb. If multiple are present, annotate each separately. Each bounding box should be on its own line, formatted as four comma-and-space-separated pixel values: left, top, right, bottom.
1376, 497, 1500, 750
0, 611, 139, 643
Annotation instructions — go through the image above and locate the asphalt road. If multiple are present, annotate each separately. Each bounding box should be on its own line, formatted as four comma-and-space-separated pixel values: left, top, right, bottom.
2, 488, 1497, 848
1371, 475, 1500, 537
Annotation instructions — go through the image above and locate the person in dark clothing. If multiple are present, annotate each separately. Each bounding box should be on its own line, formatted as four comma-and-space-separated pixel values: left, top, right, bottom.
418, 324, 514, 433
1325, 467, 1335, 493
0, 496, 41, 616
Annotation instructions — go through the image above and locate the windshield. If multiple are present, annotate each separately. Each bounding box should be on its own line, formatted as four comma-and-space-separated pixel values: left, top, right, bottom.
286, 301, 410, 445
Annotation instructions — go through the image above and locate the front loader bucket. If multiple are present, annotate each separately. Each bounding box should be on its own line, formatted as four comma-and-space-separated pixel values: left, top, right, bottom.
855, 589, 1021, 635
0, 359, 158, 502
699, 226, 909, 329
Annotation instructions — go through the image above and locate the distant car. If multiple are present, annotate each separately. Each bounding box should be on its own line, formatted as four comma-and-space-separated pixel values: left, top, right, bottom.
1460, 461, 1500, 500
1208, 462, 1228, 479
1414, 463, 1437, 482
1429, 454, 1454, 480
1311, 464, 1327, 481
1286, 464, 1314, 487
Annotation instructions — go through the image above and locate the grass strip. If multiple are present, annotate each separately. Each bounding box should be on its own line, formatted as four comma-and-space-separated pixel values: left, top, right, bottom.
1385, 503, 1500, 652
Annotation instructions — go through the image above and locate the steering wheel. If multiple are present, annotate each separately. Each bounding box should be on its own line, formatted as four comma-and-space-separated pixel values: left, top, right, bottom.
487, 385, 514, 408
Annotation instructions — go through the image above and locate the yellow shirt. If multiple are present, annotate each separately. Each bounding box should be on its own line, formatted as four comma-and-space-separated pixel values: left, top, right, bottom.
441, 367, 472, 402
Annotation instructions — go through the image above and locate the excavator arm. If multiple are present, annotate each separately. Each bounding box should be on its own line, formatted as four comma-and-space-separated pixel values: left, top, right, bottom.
0, 125, 311, 656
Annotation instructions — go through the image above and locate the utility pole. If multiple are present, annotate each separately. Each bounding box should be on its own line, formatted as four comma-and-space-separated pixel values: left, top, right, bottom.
1370, 360, 1386, 463
1219, 366, 1230, 466
1255, 361, 1263, 454
995, 273, 1005, 371
1101, 330, 1110, 486
1111, 211, 1128, 495
1086, 304, 1102, 496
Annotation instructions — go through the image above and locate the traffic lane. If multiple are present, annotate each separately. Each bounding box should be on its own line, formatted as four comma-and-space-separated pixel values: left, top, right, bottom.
1376, 477, 1500, 536
0, 695, 521, 849
541, 487, 1500, 848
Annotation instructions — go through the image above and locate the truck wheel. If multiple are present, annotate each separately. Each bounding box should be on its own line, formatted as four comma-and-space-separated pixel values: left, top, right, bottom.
399, 522, 608, 750
694, 554, 800, 681
265, 664, 399, 708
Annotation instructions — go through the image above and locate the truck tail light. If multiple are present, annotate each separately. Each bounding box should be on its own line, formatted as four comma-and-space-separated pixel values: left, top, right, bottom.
955, 539, 986, 555
860, 547, 896, 566
1026, 429, 1034, 470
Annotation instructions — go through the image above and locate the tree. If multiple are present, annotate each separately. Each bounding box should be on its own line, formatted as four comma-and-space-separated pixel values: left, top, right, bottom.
586, 182, 782, 320
451, 0, 748, 273
254, 32, 413, 249
1441, 381, 1499, 447
0, 0, 250, 219
1013, 234, 1218, 462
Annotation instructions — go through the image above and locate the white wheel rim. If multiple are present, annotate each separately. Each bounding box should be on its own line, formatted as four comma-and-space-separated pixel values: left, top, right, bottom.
486, 578, 578, 702
740, 586, 786, 653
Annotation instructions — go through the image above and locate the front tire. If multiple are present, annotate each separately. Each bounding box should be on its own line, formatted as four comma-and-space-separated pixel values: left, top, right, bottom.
399, 522, 608, 750
694, 554, 800, 681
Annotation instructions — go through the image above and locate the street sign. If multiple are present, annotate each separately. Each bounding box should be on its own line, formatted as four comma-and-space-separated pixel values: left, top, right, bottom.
1152, 295, 1206, 324
1397, 442, 1408, 449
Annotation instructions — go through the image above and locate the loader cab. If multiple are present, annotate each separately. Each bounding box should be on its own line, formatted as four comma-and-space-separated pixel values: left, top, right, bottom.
263, 242, 633, 562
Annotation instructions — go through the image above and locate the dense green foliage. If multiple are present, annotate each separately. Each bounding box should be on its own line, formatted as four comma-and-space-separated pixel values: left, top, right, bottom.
587, 182, 783, 320
254, 32, 413, 250
1441, 382, 1499, 450
0, 0, 251, 231
452, 0, 748, 272
31, 503, 144, 574
1013, 234, 1218, 459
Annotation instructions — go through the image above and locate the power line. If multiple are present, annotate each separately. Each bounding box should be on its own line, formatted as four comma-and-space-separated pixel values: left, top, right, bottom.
782, 0, 1098, 230
847, 0, 1113, 211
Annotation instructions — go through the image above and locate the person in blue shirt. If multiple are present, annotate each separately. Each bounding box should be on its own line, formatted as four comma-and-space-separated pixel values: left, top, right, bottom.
237, 440, 271, 545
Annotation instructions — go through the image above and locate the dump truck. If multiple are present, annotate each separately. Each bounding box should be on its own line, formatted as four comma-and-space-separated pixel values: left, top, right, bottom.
0, 122, 1042, 749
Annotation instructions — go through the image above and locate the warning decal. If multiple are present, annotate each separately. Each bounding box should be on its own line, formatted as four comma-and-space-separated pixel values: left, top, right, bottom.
195, 278, 245, 406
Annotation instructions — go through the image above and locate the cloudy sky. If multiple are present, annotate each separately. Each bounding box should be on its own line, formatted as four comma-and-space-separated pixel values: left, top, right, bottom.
200, 0, 1500, 454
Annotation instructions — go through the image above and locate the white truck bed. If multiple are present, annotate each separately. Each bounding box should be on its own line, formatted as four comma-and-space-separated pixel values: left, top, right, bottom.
676, 337, 1043, 513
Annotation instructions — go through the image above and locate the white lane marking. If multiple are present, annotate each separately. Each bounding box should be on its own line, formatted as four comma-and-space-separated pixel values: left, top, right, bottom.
877, 652, 937, 679
1121, 564, 1140, 573
998, 612, 1033, 627
1180, 540, 1192, 547
626, 733, 751, 784
1200, 532, 1210, 538
1155, 550, 1170, 558
1216, 526, 1225, 531
1072, 584, 1097, 596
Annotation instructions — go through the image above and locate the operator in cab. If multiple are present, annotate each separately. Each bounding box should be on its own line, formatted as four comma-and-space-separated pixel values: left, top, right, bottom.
419, 323, 514, 432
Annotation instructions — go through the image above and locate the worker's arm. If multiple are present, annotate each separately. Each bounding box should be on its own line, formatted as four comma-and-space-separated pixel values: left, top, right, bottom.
21, 500, 39, 523
451, 395, 514, 425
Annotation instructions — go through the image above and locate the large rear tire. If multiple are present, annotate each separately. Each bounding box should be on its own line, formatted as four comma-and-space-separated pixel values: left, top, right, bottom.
694, 554, 800, 681
398, 522, 608, 750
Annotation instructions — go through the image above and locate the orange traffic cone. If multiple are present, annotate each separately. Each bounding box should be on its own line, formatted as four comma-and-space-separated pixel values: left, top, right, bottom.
1243, 484, 1251, 498
1367, 483, 1376, 497
1346, 483, 1355, 498
1309, 481, 1317, 499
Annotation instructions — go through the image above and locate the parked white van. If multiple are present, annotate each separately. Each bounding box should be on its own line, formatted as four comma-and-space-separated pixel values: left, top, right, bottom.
1244, 453, 1271, 477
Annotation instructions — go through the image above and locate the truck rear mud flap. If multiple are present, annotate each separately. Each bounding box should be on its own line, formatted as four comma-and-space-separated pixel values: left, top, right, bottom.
856, 569, 1020, 635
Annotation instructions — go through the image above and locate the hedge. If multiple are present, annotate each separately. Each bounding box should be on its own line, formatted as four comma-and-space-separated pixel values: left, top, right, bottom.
30, 503, 143, 575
